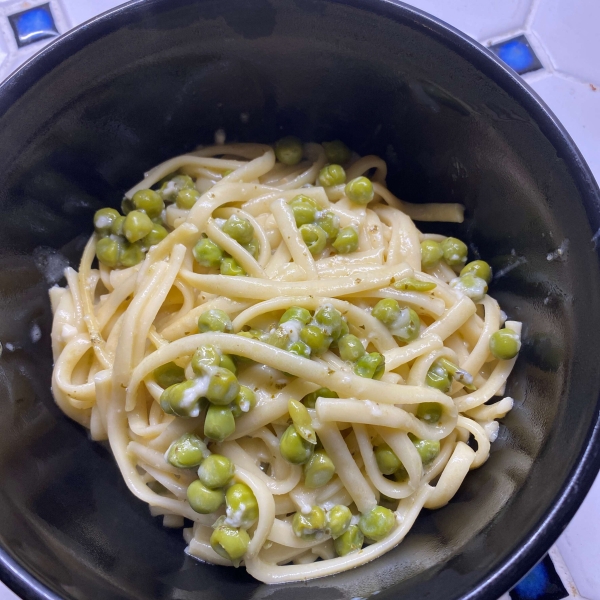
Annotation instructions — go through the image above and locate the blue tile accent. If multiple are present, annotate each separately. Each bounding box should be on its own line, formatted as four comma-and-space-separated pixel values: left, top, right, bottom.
8, 4, 58, 48
490, 35, 543, 75
510, 554, 569, 600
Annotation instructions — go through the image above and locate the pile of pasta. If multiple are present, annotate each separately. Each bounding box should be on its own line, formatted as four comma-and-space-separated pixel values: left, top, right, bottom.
49, 141, 520, 584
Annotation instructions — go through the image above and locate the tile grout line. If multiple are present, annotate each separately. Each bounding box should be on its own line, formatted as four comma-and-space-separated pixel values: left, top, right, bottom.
525, 0, 543, 29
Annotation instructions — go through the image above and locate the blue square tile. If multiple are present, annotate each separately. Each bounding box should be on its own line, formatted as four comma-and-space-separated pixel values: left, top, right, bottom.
8, 4, 58, 48
510, 554, 569, 600
490, 35, 543, 75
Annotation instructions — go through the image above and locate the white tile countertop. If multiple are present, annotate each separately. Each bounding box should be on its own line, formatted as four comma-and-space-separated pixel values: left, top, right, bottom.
0, 1, 598, 599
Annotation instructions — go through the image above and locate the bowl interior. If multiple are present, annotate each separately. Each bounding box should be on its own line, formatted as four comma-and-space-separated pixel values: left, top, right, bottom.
0, 1, 600, 599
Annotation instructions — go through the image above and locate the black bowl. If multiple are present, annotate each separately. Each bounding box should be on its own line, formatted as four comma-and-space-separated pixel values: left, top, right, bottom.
1, 1, 600, 599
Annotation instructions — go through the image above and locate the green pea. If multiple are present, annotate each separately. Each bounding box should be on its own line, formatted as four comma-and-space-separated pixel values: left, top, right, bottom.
450, 273, 488, 302
96, 236, 123, 268
231, 385, 257, 418
389, 308, 421, 343
372, 298, 401, 325
120, 242, 145, 267
210, 525, 250, 562
289, 195, 318, 227
416, 402, 442, 424
334, 525, 364, 556
222, 214, 254, 245
326, 505, 352, 539
191, 345, 221, 375
300, 324, 331, 355
393, 465, 409, 482
153, 361, 185, 388
123, 210, 153, 243
301, 387, 338, 409
266, 326, 290, 350
354, 352, 385, 380
441, 237, 468, 268
280, 306, 312, 325
204, 405, 236, 441
110, 215, 126, 236
323, 140, 351, 165
315, 305, 344, 339
315, 211, 340, 240
393, 277, 437, 292
132, 189, 164, 218
426, 363, 451, 393
225, 483, 259, 529
198, 309, 232, 333
187, 480, 224, 514
160, 380, 205, 417
489, 328, 520, 360
206, 367, 240, 405
410, 435, 440, 464
159, 174, 195, 202
176, 188, 200, 210
198, 454, 234, 489
142, 223, 168, 248
193, 238, 223, 268
358, 505, 395, 542
292, 506, 326, 540
420, 240, 444, 269
289, 398, 317, 444
375, 443, 402, 475
318, 164, 346, 187
345, 176, 374, 205
121, 197, 134, 215
220, 354, 237, 374
461, 260, 492, 284
93, 208, 120, 235
300, 224, 327, 255
242, 238, 259, 259
288, 340, 312, 359
165, 433, 208, 468
332, 226, 359, 254
220, 257, 246, 276
437, 357, 474, 387
280, 424, 314, 465
338, 318, 349, 339
275, 136, 303, 166
338, 334, 366, 362
304, 451, 335, 489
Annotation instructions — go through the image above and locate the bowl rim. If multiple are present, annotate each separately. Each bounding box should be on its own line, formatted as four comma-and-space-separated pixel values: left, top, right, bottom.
0, 0, 599, 599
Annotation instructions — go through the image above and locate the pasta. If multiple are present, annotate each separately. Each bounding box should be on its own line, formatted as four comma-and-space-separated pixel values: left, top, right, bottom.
49, 137, 521, 584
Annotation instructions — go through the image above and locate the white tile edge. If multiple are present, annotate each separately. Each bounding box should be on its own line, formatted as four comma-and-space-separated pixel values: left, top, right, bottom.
549, 546, 590, 600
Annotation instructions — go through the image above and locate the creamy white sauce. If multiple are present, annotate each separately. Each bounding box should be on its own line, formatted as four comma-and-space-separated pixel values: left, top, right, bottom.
225, 504, 247, 528
280, 319, 303, 343
95, 215, 113, 229
180, 375, 212, 417
388, 308, 412, 338
449, 275, 487, 301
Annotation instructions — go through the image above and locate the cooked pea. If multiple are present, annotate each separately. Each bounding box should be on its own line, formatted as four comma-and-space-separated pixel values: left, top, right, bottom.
198, 454, 234, 489
358, 505, 395, 542
193, 238, 223, 268
187, 480, 224, 514
332, 226, 359, 254
390, 308, 421, 343
206, 367, 240, 405
198, 309, 232, 333
121, 197, 134, 215
292, 506, 326, 540
222, 214, 254, 245
345, 176, 374, 205
123, 210, 153, 243
225, 483, 259, 528
220, 257, 246, 276
94, 208, 120, 236
420, 240, 444, 269
280, 424, 314, 464
220, 354, 237, 374
96, 236, 123, 268
280, 306, 311, 325
159, 174, 195, 202
354, 352, 385, 380
450, 273, 488, 302
110, 215, 126, 236
318, 164, 346, 187
393, 277, 437, 292
210, 525, 250, 562
288, 340, 311, 359
323, 140, 351, 165
275, 136, 303, 166
191, 345, 221, 375
231, 385, 257, 418
165, 433, 208, 469
143, 222, 168, 248
242, 238, 259, 259
416, 402, 442, 424
176, 188, 200, 210
372, 298, 401, 325
441, 237, 468, 268
289, 194, 318, 227
266, 326, 291, 350
300, 224, 327, 255
461, 259, 493, 284
153, 361, 185, 388
489, 328, 520, 360
300, 324, 331, 354
289, 399, 316, 444
301, 387, 338, 409
120, 242, 145, 267
315, 211, 340, 240
314, 305, 344, 339
437, 357, 474, 386
337, 318, 349, 339
426, 363, 451, 393
410, 435, 440, 464
204, 405, 236, 441
326, 505, 352, 539
160, 380, 205, 417
132, 189, 164, 218
334, 524, 364, 556
304, 451, 335, 488
375, 443, 402, 475
338, 334, 366, 362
